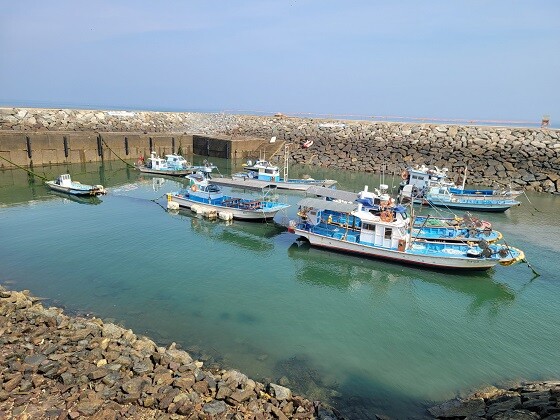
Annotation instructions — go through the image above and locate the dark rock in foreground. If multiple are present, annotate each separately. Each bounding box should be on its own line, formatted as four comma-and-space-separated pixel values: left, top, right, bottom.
0, 286, 343, 419
428, 382, 560, 419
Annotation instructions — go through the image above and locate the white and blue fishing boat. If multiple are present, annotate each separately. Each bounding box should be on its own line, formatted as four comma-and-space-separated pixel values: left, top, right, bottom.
45, 174, 106, 196
232, 162, 337, 190
425, 184, 521, 213
399, 165, 522, 212
307, 185, 502, 244
289, 186, 524, 271
137, 152, 212, 177
168, 173, 290, 221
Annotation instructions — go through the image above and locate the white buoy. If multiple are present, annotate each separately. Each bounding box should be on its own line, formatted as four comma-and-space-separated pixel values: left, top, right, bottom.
219, 211, 233, 221
167, 201, 179, 210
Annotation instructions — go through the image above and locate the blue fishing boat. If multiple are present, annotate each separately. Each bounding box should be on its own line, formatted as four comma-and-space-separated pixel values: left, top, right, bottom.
168, 173, 290, 221
425, 185, 521, 212
289, 186, 524, 271
45, 174, 106, 196
399, 165, 522, 212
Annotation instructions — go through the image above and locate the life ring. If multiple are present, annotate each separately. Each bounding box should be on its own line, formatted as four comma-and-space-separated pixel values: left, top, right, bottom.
380, 210, 394, 223
401, 170, 409, 180
191, 184, 198, 192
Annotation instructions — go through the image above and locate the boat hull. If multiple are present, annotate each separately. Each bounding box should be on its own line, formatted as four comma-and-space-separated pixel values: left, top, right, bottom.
213, 176, 337, 191
46, 181, 105, 196
137, 166, 194, 177
427, 199, 520, 212
294, 228, 500, 271
169, 194, 285, 221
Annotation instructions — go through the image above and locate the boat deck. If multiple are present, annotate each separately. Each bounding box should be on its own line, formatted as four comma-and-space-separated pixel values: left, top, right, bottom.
209, 176, 336, 191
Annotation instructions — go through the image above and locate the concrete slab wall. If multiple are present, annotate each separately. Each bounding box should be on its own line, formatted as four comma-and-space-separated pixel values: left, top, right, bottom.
0, 131, 194, 169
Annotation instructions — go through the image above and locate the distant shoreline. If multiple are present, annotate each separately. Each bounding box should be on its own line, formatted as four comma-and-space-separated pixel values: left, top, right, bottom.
0, 101, 554, 129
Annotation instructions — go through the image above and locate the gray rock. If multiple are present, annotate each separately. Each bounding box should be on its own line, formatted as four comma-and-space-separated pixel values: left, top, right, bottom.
202, 400, 227, 415
492, 409, 540, 420
428, 397, 485, 417
269, 383, 292, 400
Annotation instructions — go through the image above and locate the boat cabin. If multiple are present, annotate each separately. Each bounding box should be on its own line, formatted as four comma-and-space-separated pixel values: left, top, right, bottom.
146, 152, 188, 170
250, 165, 281, 182
403, 165, 451, 192
165, 154, 188, 170
55, 174, 73, 187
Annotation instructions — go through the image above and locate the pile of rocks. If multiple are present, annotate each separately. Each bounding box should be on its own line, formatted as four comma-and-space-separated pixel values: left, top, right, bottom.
428, 382, 560, 419
1, 107, 559, 193
0, 287, 342, 419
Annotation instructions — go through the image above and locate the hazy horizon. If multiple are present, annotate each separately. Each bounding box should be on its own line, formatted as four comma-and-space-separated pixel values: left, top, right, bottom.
1, 1, 558, 126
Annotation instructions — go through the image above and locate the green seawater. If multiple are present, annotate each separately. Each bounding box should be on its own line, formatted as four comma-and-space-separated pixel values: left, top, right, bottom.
0, 158, 559, 419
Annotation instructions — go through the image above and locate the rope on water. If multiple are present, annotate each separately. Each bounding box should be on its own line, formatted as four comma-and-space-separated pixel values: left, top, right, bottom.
522, 190, 541, 214
100, 137, 136, 168
0, 154, 48, 181
523, 259, 541, 279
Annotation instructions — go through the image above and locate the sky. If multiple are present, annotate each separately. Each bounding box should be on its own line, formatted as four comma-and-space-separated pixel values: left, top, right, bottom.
1, 1, 559, 125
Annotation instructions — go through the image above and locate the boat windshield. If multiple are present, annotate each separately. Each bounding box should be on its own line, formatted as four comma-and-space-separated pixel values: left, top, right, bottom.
206, 184, 221, 193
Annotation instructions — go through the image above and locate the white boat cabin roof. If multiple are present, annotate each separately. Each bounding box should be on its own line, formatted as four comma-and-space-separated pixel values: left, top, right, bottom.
305, 186, 358, 202
298, 197, 356, 213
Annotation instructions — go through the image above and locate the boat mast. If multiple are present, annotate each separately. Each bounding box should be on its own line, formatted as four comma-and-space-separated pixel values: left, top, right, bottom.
462, 166, 468, 190
283, 143, 290, 181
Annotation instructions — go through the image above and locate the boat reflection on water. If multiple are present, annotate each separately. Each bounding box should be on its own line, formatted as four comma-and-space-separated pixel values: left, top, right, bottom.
49, 190, 103, 205
168, 208, 285, 252
287, 241, 516, 311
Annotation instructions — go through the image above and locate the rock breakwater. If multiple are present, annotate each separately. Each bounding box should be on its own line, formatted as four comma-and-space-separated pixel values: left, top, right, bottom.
0, 287, 341, 419
428, 382, 560, 419
1, 107, 559, 193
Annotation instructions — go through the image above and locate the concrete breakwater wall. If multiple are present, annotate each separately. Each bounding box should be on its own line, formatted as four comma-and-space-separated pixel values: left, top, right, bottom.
1, 107, 559, 193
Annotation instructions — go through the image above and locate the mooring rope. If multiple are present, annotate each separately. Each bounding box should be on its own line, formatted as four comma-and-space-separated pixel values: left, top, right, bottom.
0, 154, 48, 180
100, 137, 136, 168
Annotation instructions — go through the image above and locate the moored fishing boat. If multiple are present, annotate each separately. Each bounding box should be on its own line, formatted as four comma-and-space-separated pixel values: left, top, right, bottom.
45, 174, 106, 196
242, 159, 272, 172
289, 186, 524, 271
308, 185, 501, 244
233, 162, 337, 189
167, 173, 290, 221
425, 184, 522, 212
137, 152, 213, 177
399, 165, 522, 212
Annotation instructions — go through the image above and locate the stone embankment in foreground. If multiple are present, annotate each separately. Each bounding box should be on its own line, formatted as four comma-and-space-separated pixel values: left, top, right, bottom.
1, 107, 560, 193
2, 285, 560, 419
0, 287, 342, 419
428, 382, 560, 419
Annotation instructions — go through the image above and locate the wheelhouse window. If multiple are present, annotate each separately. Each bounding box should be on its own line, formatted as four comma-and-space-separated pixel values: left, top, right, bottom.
362, 223, 376, 232
384, 228, 392, 239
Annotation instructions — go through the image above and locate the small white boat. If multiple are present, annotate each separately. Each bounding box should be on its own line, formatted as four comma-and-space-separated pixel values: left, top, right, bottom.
137, 152, 208, 177
45, 174, 106, 196
242, 159, 273, 172
232, 162, 337, 190
289, 186, 524, 271
168, 173, 290, 221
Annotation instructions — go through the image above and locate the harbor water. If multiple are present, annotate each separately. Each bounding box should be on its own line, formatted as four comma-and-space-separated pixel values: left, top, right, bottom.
0, 158, 559, 419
